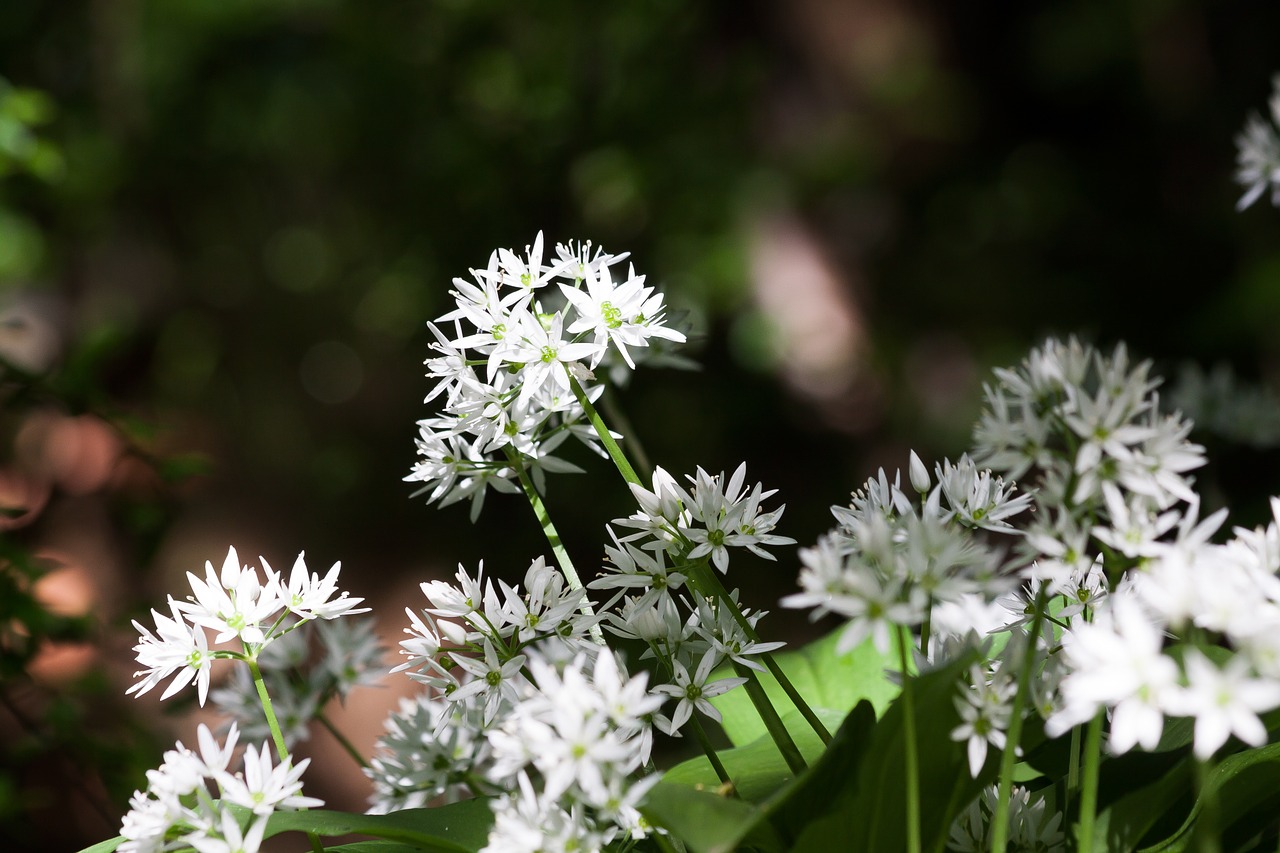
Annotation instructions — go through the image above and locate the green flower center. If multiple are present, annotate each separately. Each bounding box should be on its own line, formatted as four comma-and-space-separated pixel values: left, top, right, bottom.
540, 345, 557, 363
601, 301, 624, 329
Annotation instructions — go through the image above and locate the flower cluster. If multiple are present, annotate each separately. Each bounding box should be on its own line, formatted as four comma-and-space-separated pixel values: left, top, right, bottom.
405, 234, 686, 520
379, 561, 664, 846
371, 558, 602, 809
482, 651, 664, 852
128, 547, 367, 707
595, 463, 793, 730
781, 452, 1027, 659
1235, 72, 1280, 211
117, 723, 321, 853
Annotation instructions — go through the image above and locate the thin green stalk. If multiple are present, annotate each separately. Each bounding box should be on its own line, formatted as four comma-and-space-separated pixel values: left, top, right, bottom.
689, 713, 733, 788
919, 596, 933, 655
733, 661, 807, 775
695, 563, 832, 744
569, 375, 642, 487
1076, 710, 1104, 853
504, 448, 605, 645
575, 379, 831, 746
1196, 757, 1222, 853
248, 658, 290, 763
1067, 723, 1082, 800
990, 587, 1049, 853
316, 712, 367, 769
897, 625, 922, 853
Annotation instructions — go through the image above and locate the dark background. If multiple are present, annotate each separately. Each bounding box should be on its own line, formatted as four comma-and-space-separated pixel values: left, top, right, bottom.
2, 1, 1279, 848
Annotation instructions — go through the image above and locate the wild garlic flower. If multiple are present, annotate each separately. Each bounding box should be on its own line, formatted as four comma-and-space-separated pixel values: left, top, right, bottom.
1235, 73, 1280, 211
366, 693, 491, 812
118, 723, 321, 853
613, 463, 794, 573
973, 338, 1204, 511
407, 234, 686, 520
128, 546, 364, 707
652, 648, 746, 732
950, 665, 1015, 777
784, 453, 1017, 657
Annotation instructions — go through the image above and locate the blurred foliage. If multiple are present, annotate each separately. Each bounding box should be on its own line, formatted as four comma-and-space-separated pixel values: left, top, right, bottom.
1, 0, 1280, 846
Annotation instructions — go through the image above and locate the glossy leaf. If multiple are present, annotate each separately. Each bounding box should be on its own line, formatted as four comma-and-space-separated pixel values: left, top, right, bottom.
791, 652, 989, 853
709, 627, 903, 748
642, 781, 784, 853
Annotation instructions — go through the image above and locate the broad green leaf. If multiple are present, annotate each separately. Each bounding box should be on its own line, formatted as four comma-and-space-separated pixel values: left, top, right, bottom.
1139, 742, 1280, 853
266, 800, 494, 852
709, 627, 903, 748
762, 700, 877, 847
791, 652, 990, 853
660, 708, 846, 802
642, 781, 784, 853
1090, 754, 1193, 851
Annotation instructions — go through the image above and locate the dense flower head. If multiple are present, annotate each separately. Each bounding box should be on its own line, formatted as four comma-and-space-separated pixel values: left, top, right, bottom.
783, 452, 1022, 659
117, 723, 321, 853
406, 234, 687, 520
128, 546, 365, 707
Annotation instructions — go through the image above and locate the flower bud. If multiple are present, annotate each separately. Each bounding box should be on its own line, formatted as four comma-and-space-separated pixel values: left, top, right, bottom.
909, 450, 931, 494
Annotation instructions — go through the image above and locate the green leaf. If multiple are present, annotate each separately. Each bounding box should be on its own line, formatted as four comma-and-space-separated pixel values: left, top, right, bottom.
265, 801, 494, 852
709, 627, 903, 748
642, 780, 784, 853
1138, 742, 1280, 853
660, 707, 847, 802
762, 700, 877, 847
791, 652, 990, 853
1090, 754, 1193, 851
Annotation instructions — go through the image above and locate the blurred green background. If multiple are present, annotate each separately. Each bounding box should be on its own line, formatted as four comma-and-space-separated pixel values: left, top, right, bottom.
2, 0, 1279, 848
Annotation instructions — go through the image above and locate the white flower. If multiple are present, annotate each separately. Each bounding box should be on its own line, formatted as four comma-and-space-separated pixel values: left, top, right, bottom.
652, 649, 745, 732
265, 551, 368, 621
1166, 650, 1280, 759
950, 667, 1014, 777
449, 640, 527, 724
935, 455, 1034, 531
1047, 595, 1179, 754
504, 311, 601, 406
127, 599, 215, 706
177, 546, 282, 646
560, 262, 685, 369
217, 742, 323, 816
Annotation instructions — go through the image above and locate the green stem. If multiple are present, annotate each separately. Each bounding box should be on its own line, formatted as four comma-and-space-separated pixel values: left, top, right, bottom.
734, 661, 807, 775
694, 562, 832, 744
919, 596, 933, 656
316, 712, 367, 769
897, 625, 922, 853
1076, 710, 1104, 853
247, 658, 290, 763
990, 587, 1049, 853
569, 375, 642, 487
690, 713, 733, 788
1196, 756, 1222, 853
504, 448, 605, 645
1067, 723, 1082, 802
